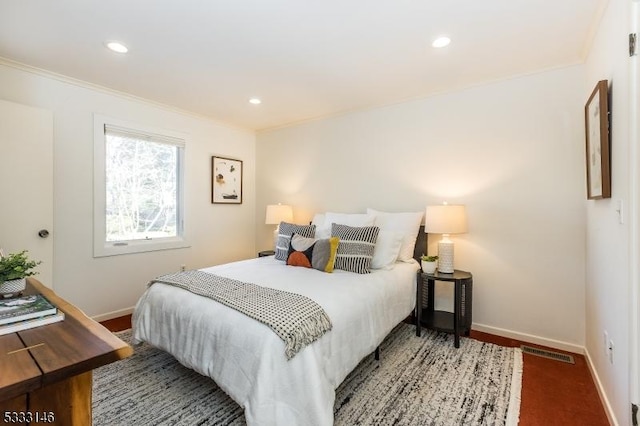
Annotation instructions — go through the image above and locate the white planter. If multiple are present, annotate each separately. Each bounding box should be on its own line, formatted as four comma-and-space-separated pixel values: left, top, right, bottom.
421, 261, 437, 274
0, 278, 26, 297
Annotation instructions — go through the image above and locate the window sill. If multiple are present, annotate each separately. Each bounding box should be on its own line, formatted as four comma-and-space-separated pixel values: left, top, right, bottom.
93, 237, 190, 258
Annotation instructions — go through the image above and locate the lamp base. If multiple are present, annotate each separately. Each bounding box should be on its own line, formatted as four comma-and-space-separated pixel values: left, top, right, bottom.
437, 240, 454, 273
273, 227, 279, 250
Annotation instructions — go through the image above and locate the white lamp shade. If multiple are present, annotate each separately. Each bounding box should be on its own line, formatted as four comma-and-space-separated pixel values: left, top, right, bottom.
424, 204, 467, 235
425, 204, 467, 273
265, 204, 293, 225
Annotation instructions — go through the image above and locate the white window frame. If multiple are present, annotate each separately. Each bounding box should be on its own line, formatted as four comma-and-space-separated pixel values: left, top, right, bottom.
93, 114, 189, 257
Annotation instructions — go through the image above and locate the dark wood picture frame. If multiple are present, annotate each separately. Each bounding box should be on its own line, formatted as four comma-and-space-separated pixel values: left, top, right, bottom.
211, 156, 243, 204
584, 80, 611, 200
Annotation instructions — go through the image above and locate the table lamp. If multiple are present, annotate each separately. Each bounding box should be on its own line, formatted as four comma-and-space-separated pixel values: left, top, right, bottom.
425, 203, 467, 273
265, 204, 293, 249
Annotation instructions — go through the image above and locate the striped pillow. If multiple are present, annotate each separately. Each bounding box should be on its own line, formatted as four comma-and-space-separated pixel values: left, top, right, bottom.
275, 222, 316, 261
331, 223, 379, 274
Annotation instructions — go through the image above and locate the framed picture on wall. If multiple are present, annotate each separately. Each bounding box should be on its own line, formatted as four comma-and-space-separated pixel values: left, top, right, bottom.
211, 156, 243, 204
584, 79, 611, 200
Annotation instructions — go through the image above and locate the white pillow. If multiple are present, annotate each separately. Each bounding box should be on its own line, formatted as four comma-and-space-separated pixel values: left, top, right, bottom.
367, 208, 423, 262
313, 212, 376, 240
311, 213, 325, 227
312, 213, 330, 238
371, 230, 403, 270
324, 212, 374, 227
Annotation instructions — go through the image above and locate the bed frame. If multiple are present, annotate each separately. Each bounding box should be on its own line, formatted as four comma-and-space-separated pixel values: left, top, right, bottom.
413, 225, 427, 262
373, 225, 426, 360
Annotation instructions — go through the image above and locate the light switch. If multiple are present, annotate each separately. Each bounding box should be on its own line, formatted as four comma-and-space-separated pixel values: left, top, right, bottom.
616, 199, 624, 224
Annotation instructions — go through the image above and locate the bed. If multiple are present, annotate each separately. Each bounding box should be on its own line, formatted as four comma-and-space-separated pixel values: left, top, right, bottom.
132, 212, 425, 426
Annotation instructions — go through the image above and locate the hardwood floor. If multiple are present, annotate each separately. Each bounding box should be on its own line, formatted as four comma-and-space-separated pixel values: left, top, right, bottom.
100, 315, 132, 333
469, 330, 609, 426
101, 315, 610, 425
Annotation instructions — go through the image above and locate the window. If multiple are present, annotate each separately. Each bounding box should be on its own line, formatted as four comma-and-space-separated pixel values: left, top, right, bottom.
94, 115, 188, 256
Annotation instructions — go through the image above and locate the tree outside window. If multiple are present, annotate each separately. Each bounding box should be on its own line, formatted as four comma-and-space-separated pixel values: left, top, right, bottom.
105, 134, 180, 242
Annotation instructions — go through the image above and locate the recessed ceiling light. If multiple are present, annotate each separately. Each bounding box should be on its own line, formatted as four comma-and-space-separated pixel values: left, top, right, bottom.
105, 41, 129, 53
432, 36, 451, 48
249, 98, 262, 105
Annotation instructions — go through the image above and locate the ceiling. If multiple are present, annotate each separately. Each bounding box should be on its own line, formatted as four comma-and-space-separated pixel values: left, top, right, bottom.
0, 0, 605, 131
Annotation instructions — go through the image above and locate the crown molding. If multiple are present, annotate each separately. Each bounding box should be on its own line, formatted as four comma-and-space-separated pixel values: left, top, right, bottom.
0, 56, 253, 134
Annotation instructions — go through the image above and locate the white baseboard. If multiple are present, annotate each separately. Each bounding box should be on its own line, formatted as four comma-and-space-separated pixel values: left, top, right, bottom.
584, 347, 619, 426
472, 322, 584, 354
92, 306, 135, 323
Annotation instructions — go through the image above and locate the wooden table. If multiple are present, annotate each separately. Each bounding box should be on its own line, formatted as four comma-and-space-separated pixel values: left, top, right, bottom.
0, 278, 133, 425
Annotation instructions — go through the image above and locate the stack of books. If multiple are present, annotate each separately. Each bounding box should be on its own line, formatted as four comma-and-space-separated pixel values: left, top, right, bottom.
0, 294, 64, 335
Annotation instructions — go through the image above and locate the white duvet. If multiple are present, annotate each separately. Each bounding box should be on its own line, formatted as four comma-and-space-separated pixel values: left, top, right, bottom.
132, 257, 418, 426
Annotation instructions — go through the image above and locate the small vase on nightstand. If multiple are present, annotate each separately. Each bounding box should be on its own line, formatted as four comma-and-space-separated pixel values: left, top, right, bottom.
420, 255, 438, 274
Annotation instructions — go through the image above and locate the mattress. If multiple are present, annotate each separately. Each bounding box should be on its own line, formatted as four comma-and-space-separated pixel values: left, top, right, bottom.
132, 256, 418, 426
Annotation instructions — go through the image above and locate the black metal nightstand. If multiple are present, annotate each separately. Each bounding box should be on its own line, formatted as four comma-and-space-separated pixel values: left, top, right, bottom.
416, 269, 473, 348
258, 250, 275, 257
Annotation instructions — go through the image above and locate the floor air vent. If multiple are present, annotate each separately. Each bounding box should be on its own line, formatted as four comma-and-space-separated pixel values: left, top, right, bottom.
521, 345, 575, 364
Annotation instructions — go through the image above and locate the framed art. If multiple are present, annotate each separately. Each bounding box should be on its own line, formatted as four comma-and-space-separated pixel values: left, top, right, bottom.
584, 80, 611, 200
211, 156, 243, 204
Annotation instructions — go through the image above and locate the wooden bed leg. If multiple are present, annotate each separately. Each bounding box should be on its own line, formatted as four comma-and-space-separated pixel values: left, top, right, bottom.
374, 346, 380, 361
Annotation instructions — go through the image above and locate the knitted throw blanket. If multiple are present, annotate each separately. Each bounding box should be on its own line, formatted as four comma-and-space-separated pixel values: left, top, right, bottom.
150, 270, 332, 360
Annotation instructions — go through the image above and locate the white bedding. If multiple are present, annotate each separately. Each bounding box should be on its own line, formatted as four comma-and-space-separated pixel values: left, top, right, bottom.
132, 256, 418, 426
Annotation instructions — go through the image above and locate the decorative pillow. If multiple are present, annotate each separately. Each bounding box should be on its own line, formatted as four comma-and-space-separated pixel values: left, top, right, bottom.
286, 234, 339, 273
331, 223, 379, 274
371, 230, 403, 270
275, 222, 316, 261
367, 208, 423, 263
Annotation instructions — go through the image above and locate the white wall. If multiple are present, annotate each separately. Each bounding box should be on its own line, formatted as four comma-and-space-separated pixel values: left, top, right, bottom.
0, 61, 256, 319
256, 65, 587, 351
584, 0, 632, 424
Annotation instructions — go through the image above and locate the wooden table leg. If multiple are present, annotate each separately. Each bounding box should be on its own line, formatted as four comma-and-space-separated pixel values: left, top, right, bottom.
29, 371, 92, 426
0, 395, 28, 425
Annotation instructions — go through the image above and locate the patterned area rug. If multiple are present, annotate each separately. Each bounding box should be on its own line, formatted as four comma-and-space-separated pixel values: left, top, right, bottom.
93, 323, 522, 426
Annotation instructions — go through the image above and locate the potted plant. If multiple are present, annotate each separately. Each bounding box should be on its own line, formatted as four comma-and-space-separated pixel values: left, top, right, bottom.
420, 255, 438, 274
0, 250, 42, 297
